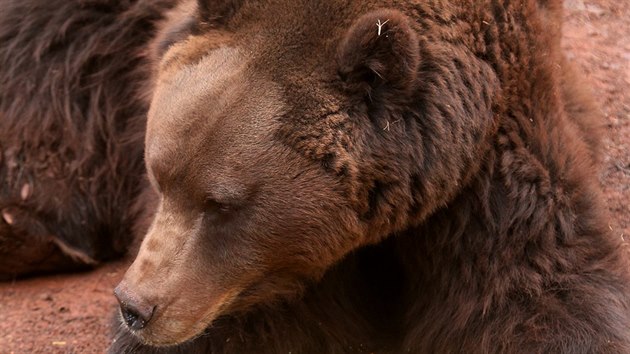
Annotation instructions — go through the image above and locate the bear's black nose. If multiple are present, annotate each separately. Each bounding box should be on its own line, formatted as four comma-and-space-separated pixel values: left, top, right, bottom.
114, 285, 155, 330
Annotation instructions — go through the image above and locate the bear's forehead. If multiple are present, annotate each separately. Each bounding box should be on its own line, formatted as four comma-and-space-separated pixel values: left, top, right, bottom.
145, 46, 285, 179
148, 46, 246, 128
144, 0, 353, 180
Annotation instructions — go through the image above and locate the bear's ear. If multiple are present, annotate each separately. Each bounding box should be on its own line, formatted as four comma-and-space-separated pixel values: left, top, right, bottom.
337, 9, 420, 102
197, 0, 244, 25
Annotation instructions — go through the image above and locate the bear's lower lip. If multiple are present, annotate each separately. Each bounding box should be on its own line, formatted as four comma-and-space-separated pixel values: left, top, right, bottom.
126, 322, 209, 347
116, 301, 204, 346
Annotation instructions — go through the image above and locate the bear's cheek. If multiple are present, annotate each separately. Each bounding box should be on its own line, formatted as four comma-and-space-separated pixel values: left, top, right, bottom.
236, 168, 367, 278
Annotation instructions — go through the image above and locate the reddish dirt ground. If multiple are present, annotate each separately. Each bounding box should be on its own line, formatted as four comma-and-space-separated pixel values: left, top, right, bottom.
0, 1, 628, 353
0, 261, 127, 353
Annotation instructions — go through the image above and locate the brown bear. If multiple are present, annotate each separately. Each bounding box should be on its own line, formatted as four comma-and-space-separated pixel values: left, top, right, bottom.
0, 0, 176, 279
108, 0, 630, 353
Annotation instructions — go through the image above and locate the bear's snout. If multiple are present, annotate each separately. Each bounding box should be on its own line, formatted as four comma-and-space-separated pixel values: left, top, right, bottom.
114, 283, 156, 331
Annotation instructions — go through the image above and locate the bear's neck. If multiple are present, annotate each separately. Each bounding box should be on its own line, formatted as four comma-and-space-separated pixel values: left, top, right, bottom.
387, 140, 629, 350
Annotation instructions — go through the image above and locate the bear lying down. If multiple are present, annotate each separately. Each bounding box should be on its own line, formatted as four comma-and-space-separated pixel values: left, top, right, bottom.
110, 0, 630, 353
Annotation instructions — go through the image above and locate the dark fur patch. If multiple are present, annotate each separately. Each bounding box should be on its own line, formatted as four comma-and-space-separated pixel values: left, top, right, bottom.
0, 0, 176, 278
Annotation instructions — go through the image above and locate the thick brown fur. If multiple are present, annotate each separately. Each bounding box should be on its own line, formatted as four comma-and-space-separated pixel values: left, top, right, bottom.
107, 0, 630, 353
0, 0, 176, 279
1, 0, 627, 352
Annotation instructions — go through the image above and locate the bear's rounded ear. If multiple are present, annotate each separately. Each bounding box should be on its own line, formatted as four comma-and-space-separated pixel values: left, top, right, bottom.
197, 0, 244, 26
337, 9, 420, 101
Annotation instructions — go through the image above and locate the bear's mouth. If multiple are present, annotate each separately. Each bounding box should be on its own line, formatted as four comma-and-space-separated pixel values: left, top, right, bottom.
120, 288, 240, 347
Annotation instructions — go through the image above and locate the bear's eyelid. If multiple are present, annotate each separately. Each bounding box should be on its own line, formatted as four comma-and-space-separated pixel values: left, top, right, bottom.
205, 180, 252, 206
205, 198, 232, 213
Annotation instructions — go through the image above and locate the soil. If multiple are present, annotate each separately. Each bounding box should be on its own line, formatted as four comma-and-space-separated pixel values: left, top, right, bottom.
563, 0, 630, 241
0, 1, 628, 353
0, 261, 127, 353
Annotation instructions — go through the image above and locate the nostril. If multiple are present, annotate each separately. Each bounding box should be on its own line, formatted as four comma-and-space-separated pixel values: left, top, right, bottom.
120, 303, 154, 330
114, 285, 156, 331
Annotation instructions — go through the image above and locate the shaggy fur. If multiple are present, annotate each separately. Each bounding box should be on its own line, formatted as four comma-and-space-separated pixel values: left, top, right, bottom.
0, 0, 627, 351
0, 0, 176, 278
108, 0, 630, 353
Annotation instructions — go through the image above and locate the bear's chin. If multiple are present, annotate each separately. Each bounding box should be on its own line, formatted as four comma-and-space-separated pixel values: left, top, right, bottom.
125, 315, 213, 348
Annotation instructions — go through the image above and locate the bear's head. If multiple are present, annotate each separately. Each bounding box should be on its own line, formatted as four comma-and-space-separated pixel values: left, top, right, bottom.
115, 0, 498, 346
